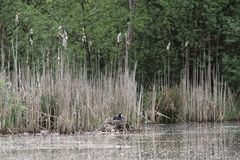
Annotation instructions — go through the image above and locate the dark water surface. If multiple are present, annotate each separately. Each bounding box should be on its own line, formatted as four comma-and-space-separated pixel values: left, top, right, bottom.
1, 123, 240, 160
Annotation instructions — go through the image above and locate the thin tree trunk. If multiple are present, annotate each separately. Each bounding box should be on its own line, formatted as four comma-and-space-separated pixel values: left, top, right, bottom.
0, 24, 4, 71
80, 1, 91, 72
125, 0, 136, 70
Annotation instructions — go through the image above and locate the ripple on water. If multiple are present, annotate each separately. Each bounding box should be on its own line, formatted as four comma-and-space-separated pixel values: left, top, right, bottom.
0, 122, 240, 160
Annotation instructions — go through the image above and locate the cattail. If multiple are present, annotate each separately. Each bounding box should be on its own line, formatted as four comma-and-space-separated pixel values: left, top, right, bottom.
117, 32, 122, 44
15, 12, 19, 26
58, 26, 63, 41
185, 41, 189, 47
82, 35, 86, 43
166, 42, 171, 50
29, 28, 33, 46
58, 26, 63, 31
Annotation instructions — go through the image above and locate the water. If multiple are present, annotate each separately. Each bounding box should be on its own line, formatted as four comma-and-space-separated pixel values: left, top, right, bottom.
1, 122, 240, 160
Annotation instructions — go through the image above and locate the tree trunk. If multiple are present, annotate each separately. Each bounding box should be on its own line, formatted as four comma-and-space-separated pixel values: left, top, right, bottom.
0, 23, 4, 71
125, 0, 136, 70
80, 1, 91, 72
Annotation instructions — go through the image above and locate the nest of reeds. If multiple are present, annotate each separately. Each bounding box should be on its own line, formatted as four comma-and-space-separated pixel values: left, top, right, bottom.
98, 113, 131, 132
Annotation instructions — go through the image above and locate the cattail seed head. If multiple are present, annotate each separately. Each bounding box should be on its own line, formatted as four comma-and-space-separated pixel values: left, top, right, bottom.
15, 12, 19, 26
185, 41, 189, 47
117, 32, 122, 44
166, 42, 171, 50
29, 28, 33, 46
82, 35, 86, 43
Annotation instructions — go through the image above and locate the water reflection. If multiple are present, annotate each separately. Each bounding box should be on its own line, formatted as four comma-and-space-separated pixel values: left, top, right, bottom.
0, 123, 240, 160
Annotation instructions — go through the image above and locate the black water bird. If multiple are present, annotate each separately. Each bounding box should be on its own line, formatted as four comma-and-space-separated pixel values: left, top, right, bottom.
113, 113, 124, 120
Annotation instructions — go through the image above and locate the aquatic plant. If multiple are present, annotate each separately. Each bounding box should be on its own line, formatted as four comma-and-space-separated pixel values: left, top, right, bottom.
147, 47, 235, 123
0, 51, 142, 134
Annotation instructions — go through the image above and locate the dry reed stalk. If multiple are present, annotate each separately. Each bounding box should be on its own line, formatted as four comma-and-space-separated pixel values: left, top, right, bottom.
149, 45, 233, 123
180, 50, 231, 122
151, 84, 156, 122
0, 47, 142, 133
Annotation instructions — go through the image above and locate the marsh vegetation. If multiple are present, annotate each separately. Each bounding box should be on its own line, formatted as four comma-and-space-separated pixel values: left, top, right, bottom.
0, 1, 240, 134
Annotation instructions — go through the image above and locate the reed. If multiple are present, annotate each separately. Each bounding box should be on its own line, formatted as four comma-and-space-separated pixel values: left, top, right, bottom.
179, 50, 232, 122
0, 13, 143, 133
147, 47, 234, 123
0, 49, 141, 133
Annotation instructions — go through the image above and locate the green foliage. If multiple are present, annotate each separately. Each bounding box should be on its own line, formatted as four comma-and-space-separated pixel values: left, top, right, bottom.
223, 56, 240, 90
0, 0, 240, 91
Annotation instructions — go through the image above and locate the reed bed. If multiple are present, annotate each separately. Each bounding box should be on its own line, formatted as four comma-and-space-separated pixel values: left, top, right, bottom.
0, 52, 141, 133
147, 50, 234, 123
0, 16, 143, 133
180, 50, 234, 122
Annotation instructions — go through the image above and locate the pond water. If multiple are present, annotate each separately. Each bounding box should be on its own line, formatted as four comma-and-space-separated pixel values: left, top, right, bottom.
0, 122, 240, 160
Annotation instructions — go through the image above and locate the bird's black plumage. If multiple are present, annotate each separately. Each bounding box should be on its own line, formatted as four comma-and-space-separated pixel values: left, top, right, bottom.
113, 113, 123, 120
